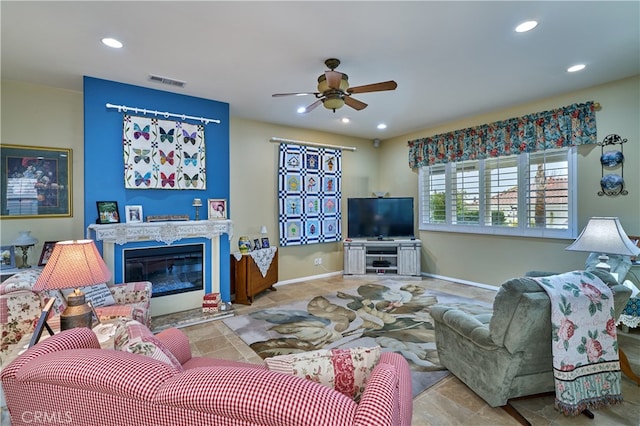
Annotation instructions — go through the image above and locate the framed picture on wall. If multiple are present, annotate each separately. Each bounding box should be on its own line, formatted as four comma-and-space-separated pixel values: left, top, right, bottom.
125, 205, 143, 223
38, 241, 58, 266
1, 144, 72, 219
96, 201, 120, 224
208, 199, 227, 220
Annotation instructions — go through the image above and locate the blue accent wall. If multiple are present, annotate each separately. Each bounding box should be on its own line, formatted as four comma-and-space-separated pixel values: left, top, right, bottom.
83, 76, 231, 300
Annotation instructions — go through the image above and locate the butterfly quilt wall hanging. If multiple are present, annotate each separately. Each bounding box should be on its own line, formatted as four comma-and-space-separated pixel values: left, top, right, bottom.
123, 114, 206, 190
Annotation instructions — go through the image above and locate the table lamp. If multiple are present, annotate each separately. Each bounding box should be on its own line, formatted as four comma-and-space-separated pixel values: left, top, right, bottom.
566, 217, 640, 271
13, 231, 38, 269
33, 239, 112, 330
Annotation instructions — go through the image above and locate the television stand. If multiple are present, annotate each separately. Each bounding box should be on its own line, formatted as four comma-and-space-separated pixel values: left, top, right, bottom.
343, 239, 421, 279
367, 237, 394, 241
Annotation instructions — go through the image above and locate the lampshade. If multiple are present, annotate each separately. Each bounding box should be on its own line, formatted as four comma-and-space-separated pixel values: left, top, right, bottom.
13, 231, 38, 246
260, 225, 268, 235
192, 198, 203, 207
33, 239, 111, 330
34, 239, 112, 291
566, 217, 640, 257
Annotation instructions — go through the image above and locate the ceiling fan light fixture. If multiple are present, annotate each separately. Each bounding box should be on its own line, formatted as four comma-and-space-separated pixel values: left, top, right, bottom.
317, 74, 349, 93
322, 94, 345, 111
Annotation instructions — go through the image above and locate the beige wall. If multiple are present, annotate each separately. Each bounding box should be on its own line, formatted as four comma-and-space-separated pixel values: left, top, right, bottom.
229, 119, 376, 281
381, 75, 640, 285
0, 81, 85, 258
2, 76, 638, 287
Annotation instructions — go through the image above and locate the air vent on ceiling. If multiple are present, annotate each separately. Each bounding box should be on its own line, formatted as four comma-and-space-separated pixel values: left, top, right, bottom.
149, 74, 186, 88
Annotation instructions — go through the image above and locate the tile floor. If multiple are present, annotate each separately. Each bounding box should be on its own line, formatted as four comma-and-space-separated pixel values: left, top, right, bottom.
173, 275, 640, 426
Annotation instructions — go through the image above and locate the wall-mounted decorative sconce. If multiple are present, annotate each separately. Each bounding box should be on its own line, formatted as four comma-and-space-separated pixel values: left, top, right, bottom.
598, 134, 628, 196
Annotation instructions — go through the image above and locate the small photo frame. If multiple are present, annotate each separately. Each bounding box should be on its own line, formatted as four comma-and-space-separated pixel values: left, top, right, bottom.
96, 201, 120, 224
261, 237, 270, 249
1, 245, 16, 270
125, 205, 143, 223
38, 241, 58, 266
253, 239, 261, 251
208, 199, 227, 220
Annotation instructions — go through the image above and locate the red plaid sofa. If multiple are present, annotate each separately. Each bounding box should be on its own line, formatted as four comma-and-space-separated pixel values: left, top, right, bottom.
0, 269, 151, 365
2, 327, 412, 426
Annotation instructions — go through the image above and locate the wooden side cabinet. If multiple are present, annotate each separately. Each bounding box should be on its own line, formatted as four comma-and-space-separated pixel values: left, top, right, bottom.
230, 248, 278, 305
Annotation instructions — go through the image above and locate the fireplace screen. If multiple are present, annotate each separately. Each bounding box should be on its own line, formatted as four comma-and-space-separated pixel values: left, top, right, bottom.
124, 244, 204, 298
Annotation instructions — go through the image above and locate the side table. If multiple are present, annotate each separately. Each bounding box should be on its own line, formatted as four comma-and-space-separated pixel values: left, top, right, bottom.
230, 247, 278, 305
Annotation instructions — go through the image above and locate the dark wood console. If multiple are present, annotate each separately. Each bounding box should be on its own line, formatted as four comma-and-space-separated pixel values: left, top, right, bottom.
230, 249, 278, 305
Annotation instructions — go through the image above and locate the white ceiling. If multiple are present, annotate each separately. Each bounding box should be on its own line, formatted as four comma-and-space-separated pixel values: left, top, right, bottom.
2, 1, 639, 140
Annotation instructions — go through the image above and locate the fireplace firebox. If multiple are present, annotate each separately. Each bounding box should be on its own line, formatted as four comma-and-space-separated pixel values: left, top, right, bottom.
124, 244, 204, 298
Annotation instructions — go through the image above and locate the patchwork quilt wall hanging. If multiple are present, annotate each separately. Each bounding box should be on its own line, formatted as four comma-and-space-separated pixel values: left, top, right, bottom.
278, 143, 341, 246
123, 114, 206, 190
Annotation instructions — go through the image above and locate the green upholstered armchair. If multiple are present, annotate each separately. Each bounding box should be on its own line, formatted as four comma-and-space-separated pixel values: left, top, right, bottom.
430, 270, 631, 409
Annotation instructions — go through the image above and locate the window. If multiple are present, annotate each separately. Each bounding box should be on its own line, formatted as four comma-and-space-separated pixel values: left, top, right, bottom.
419, 147, 577, 238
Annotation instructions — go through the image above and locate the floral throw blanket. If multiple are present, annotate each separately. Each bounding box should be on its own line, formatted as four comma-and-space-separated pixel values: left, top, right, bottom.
533, 271, 623, 416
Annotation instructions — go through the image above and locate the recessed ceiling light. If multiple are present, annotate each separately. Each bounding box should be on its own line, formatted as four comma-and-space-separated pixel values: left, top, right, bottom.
102, 37, 123, 48
515, 21, 538, 33
341, 117, 350, 123
377, 123, 387, 130
297, 106, 306, 114
567, 64, 586, 73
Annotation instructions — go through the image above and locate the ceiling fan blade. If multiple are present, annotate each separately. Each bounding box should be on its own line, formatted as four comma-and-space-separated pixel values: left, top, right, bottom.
325, 71, 343, 90
272, 92, 318, 97
344, 96, 368, 111
347, 80, 397, 94
301, 99, 323, 113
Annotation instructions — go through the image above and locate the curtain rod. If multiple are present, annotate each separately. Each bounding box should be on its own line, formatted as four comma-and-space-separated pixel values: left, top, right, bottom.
105, 103, 221, 125
270, 137, 357, 152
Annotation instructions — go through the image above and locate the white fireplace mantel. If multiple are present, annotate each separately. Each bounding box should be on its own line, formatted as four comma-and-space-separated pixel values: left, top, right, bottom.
87, 220, 233, 245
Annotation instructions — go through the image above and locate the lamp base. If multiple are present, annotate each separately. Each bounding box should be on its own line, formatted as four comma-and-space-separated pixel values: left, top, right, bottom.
61, 289, 93, 330
595, 253, 611, 272
16, 245, 33, 269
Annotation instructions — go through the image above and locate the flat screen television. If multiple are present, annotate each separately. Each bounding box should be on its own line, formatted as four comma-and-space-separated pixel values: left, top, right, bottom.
347, 197, 414, 240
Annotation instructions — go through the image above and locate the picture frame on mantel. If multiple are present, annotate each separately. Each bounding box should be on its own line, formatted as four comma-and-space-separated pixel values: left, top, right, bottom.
208, 199, 227, 220
125, 205, 143, 224
96, 201, 120, 224
1, 144, 72, 219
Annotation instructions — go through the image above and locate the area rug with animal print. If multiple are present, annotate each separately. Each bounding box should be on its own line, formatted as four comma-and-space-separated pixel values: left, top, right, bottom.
223, 279, 492, 397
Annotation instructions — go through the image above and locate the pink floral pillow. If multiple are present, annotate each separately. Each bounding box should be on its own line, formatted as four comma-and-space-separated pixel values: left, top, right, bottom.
113, 319, 183, 371
265, 346, 380, 401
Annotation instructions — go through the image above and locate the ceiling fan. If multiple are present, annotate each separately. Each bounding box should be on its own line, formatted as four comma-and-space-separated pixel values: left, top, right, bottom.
272, 58, 397, 113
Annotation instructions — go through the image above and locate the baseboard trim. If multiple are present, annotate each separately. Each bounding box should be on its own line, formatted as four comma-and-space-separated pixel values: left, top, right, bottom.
422, 272, 499, 292
275, 270, 499, 292
274, 270, 343, 287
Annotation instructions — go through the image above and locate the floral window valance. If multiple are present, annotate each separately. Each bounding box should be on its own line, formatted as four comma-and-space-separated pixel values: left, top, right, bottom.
408, 101, 597, 169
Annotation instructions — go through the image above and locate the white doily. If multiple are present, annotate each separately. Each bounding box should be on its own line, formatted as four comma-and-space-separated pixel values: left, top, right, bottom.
248, 247, 277, 277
